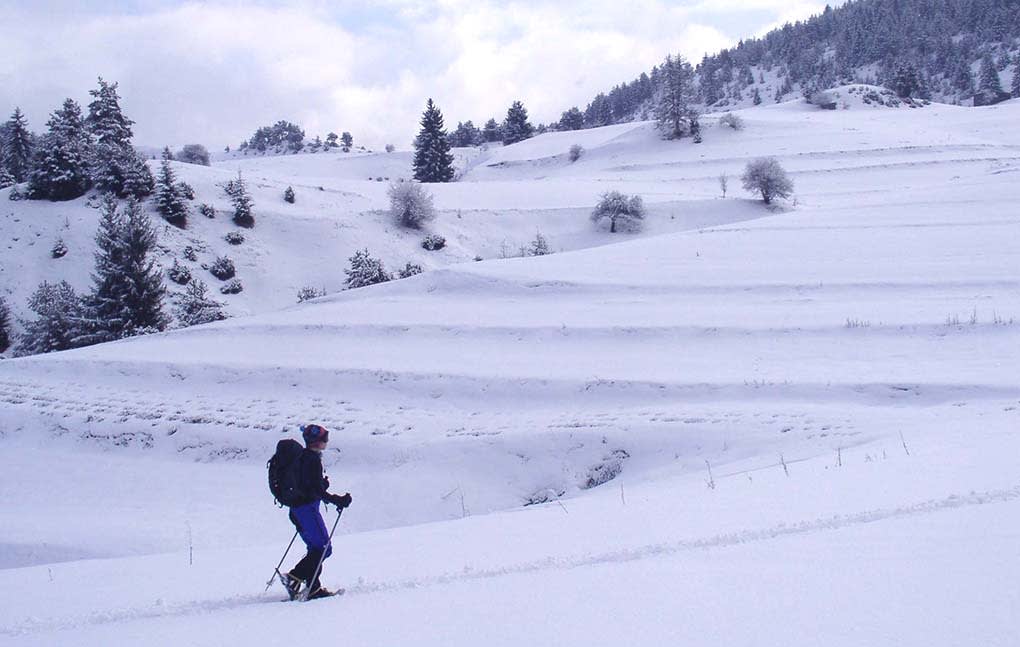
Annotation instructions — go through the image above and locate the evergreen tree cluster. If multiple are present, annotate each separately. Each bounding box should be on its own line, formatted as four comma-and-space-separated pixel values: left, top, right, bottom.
561, 0, 1020, 126
9, 78, 154, 202
17, 196, 168, 355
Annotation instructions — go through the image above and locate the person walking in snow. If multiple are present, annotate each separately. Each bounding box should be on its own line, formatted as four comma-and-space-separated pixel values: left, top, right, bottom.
282, 423, 352, 600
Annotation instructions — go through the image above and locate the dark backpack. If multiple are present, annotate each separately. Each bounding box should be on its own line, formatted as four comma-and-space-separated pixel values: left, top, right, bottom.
267, 439, 307, 506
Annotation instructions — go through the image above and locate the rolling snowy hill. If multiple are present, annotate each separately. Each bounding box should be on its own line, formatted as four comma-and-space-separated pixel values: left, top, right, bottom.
1, 97, 1019, 646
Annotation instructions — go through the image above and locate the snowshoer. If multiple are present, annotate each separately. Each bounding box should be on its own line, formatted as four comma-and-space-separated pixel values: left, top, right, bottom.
281, 423, 352, 600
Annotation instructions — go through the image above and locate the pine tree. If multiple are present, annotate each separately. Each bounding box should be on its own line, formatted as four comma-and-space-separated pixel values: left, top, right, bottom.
0, 295, 11, 353
344, 249, 391, 289
18, 281, 83, 355
502, 101, 534, 145
229, 172, 255, 227
1012, 64, 1020, 98
27, 99, 93, 201
978, 53, 1003, 94
341, 132, 353, 151
0, 165, 15, 190
654, 54, 698, 140
80, 195, 168, 344
86, 78, 152, 198
176, 279, 227, 327
412, 99, 455, 183
481, 118, 502, 143
3, 108, 34, 182
155, 147, 189, 228
559, 107, 584, 130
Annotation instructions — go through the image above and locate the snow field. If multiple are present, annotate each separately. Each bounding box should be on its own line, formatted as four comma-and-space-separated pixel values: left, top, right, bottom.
1, 97, 1019, 645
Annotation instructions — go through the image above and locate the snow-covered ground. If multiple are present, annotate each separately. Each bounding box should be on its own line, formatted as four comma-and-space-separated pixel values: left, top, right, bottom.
1, 97, 1019, 646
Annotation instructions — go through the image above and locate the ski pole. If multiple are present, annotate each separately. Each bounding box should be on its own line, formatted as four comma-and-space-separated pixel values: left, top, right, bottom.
264, 530, 300, 592
301, 507, 344, 601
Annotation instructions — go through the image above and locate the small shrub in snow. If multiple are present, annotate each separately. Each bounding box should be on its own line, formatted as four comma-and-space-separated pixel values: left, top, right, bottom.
283, 186, 295, 204
421, 234, 446, 251
0, 296, 11, 353
582, 450, 630, 489
17, 281, 83, 356
183, 245, 197, 261
528, 231, 550, 256
398, 262, 423, 279
168, 259, 191, 285
8, 185, 26, 201
590, 190, 645, 233
219, 278, 243, 294
741, 157, 794, 205
297, 286, 326, 303
209, 256, 235, 280
224, 173, 254, 228
719, 173, 728, 198
568, 144, 584, 162
224, 231, 245, 245
176, 144, 210, 166
51, 238, 68, 259
176, 279, 226, 326
388, 182, 436, 229
176, 181, 195, 201
719, 112, 744, 130
385, 144, 395, 153
199, 203, 216, 218
344, 249, 390, 289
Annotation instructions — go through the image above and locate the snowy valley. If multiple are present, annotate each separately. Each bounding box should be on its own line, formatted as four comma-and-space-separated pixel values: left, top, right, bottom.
1, 92, 1019, 646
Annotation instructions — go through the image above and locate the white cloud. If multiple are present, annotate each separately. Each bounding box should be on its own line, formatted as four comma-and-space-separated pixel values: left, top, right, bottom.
0, 1, 827, 150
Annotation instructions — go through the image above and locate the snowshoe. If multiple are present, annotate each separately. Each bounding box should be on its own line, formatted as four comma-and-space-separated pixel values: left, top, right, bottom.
305, 586, 344, 600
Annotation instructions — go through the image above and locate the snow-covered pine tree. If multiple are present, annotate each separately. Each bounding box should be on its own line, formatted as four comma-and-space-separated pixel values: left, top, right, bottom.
18, 281, 83, 355
0, 295, 11, 353
529, 231, 550, 256
341, 132, 353, 151
0, 165, 15, 190
27, 98, 93, 201
176, 279, 227, 327
3, 108, 34, 182
1013, 63, 1020, 98
653, 54, 698, 140
344, 249, 391, 289
284, 186, 295, 203
501, 100, 534, 145
87, 78, 151, 198
155, 147, 189, 228
481, 118, 502, 143
978, 53, 1003, 94
229, 172, 255, 227
78, 195, 168, 345
559, 107, 584, 131
412, 99, 455, 183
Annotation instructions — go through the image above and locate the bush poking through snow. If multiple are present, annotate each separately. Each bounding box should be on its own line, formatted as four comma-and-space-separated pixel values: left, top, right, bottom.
284, 186, 295, 204
590, 190, 645, 233
344, 249, 391, 289
568, 144, 584, 162
718, 112, 744, 130
398, 262, 423, 279
168, 259, 191, 285
528, 231, 550, 256
209, 256, 235, 280
176, 144, 210, 166
388, 182, 436, 229
183, 245, 197, 262
199, 203, 215, 219
0, 296, 11, 353
176, 279, 226, 326
297, 286, 326, 303
421, 233, 446, 251
219, 278, 243, 294
385, 144, 395, 153
224, 231, 245, 245
583, 450, 630, 489
51, 238, 68, 258
18, 281, 83, 356
741, 157, 794, 205
176, 181, 195, 201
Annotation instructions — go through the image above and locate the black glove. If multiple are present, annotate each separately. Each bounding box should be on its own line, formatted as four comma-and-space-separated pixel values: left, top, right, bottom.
327, 492, 352, 509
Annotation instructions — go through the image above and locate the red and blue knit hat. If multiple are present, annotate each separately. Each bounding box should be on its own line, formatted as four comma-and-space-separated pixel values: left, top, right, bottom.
301, 423, 329, 444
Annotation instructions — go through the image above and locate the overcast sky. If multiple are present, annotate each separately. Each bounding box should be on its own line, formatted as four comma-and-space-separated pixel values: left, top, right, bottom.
0, 0, 832, 151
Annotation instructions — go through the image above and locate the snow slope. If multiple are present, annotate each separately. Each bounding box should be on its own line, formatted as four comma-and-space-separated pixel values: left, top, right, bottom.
1, 99, 1019, 646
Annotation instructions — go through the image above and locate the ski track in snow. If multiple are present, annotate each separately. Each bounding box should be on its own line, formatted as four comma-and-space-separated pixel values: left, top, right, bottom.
4, 484, 1018, 637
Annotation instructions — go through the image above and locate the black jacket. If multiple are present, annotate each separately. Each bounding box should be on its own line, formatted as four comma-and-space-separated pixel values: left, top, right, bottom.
298, 449, 329, 503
